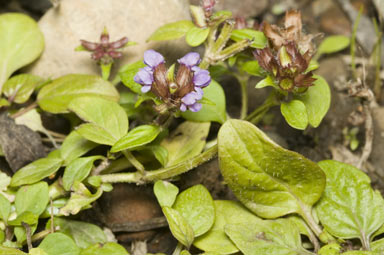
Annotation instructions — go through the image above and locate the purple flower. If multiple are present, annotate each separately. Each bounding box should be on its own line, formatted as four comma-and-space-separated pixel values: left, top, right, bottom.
180, 90, 203, 112
192, 66, 211, 87
144, 50, 165, 68
178, 52, 201, 67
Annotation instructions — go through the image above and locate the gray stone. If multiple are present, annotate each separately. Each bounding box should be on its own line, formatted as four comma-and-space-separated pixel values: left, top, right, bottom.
27, 0, 191, 78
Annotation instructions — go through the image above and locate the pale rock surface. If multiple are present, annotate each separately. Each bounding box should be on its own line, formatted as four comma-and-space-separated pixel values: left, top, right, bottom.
28, 0, 191, 78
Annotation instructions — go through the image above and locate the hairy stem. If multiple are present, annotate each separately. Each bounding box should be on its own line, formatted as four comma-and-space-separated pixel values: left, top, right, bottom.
122, 150, 145, 174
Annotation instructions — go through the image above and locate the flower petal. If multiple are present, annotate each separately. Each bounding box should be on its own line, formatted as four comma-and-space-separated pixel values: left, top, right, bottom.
136, 68, 154, 85
195, 87, 204, 99
178, 52, 201, 67
189, 103, 202, 112
180, 103, 187, 112
181, 92, 198, 105
141, 85, 152, 93
144, 50, 165, 68
193, 68, 211, 87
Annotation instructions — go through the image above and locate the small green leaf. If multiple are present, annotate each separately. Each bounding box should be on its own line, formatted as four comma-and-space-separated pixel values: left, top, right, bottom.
37, 74, 119, 113
62, 156, 104, 191
119, 61, 146, 94
210, 10, 232, 25
29, 248, 48, 255
315, 160, 384, 242
225, 219, 308, 255
186, 27, 210, 47
154, 180, 179, 207
194, 200, 262, 254
111, 125, 161, 152
0, 246, 26, 254
372, 238, 384, 253
60, 131, 97, 165
69, 96, 128, 145
281, 100, 309, 130
0, 171, 10, 191
294, 75, 331, 128
8, 211, 38, 226
39, 233, 80, 255
15, 182, 49, 216
0, 193, 10, 222
218, 119, 325, 218
162, 206, 194, 248
80, 242, 129, 255
182, 80, 226, 123
10, 158, 63, 187
60, 183, 103, 216
317, 35, 350, 57
146, 145, 168, 166
255, 76, 278, 89
240, 61, 263, 77
0, 13, 44, 93
306, 60, 319, 73
147, 20, 194, 41
47, 218, 106, 249
230, 29, 267, 48
173, 185, 215, 237
3, 74, 44, 104
161, 121, 210, 166
318, 243, 342, 255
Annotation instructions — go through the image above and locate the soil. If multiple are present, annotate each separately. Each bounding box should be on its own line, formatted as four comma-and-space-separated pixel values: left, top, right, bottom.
1, 0, 383, 254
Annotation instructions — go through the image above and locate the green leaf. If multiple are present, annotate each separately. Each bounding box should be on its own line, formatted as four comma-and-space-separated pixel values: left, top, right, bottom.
255, 76, 278, 89
119, 60, 146, 94
37, 74, 119, 113
80, 243, 129, 255
3, 74, 44, 104
154, 180, 179, 207
225, 219, 309, 255
186, 26, 210, 47
173, 185, 215, 237
10, 158, 63, 187
317, 35, 350, 57
29, 248, 48, 255
162, 207, 194, 248
281, 100, 309, 130
0, 13, 44, 93
372, 238, 384, 253
60, 131, 97, 165
146, 145, 168, 166
194, 200, 262, 254
111, 125, 161, 152
230, 29, 267, 48
8, 211, 38, 226
0, 193, 10, 222
294, 75, 330, 128
318, 243, 342, 255
0, 246, 26, 254
39, 233, 80, 255
315, 160, 384, 242
59, 183, 103, 216
69, 96, 128, 145
62, 156, 104, 191
218, 119, 325, 218
15, 182, 49, 216
47, 218, 106, 249
0, 171, 10, 191
147, 20, 194, 41
182, 80, 226, 123
161, 121, 210, 166
240, 61, 263, 77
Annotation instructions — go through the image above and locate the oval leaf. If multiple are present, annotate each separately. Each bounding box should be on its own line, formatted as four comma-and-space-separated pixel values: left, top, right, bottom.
60, 131, 97, 165
69, 96, 128, 145
230, 29, 267, 48
173, 185, 215, 237
281, 100, 309, 130
186, 26, 210, 47
218, 119, 325, 218
315, 160, 384, 242
0, 13, 44, 93
225, 219, 307, 255
162, 206, 194, 248
15, 182, 49, 216
147, 20, 194, 41
39, 233, 80, 255
62, 156, 104, 191
0, 246, 26, 254
294, 75, 330, 128
318, 35, 350, 56
194, 200, 262, 254
10, 158, 63, 187
3, 74, 44, 104
182, 80, 226, 123
154, 180, 179, 207
111, 125, 161, 152
161, 121, 210, 166
80, 242, 129, 255
119, 61, 146, 93
37, 74, 119, 113
0, 194, 10, 223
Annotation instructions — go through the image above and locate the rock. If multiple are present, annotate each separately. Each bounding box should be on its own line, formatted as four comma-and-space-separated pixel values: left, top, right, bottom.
18, 0, 52, 13
190, 0, 268, 18
370, 107, 384, 179
27, 0, 191, 78
319, 3, 351, 36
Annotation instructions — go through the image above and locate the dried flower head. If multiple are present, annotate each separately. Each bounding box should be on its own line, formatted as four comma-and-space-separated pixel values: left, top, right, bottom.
80, 28, 128, 65
253, 10, 317, 91
134, 50, 211, 112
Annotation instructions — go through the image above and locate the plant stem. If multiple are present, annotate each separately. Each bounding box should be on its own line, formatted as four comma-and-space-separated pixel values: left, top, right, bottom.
351, 6, 363, 79
101, 63, 112, 80
246, 92, 279, 123
122, 150, 145, 174
172, 242, 184, 255
361, 233, 371, 251
10, 102, 38, 119
299, 204, 322, 238
235, 74, 249, 119
100, 171, 142, 183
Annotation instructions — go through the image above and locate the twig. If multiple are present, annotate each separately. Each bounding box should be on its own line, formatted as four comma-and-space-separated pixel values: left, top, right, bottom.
22, 222, 33, 251
357, 104, 373, 169
92, 158, 111, 176
10, 102, 38, 119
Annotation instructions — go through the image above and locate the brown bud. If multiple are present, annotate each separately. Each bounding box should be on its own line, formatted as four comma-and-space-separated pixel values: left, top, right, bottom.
152, 63, 170, 99
80, 40, 99, 51
175, 64, 194, 98
253, 48, 277, 74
